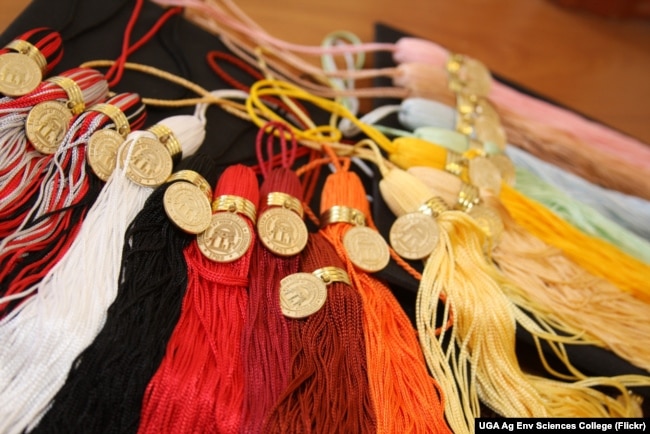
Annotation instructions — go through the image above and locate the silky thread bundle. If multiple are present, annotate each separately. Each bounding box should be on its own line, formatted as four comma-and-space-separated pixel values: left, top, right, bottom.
138, 164, 258, 434
361, 129, 650, 304
392, 96, 650, 244
0, 92, 145, 316
409, 165, 650, 374
30, 154, 220, 434
240, 166, 300, 434
511, 166, 650, 264
379, 168, 642, 432
392, 37, 650, 173
319, 168, 452, 434
0, 125, 162, 434
498, 181, 650, 303
264, 232, 377, 432
0, 67, 109, 241
506, 144, 650, 242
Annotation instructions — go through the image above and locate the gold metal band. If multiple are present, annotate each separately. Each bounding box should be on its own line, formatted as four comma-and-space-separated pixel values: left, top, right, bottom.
166, 169, 212, 201
265, 192, 304, 219
148, 124, 182, 164
456, 182, 481, 211
312, 266, 351, 286
88, 103, 130, 138
6, 39, 47, 74
417, 197, 449, 217
445, 150, 467, 176
46, 75, 85, 115
445, 53, 464, 75
320, 205, 366, 228
212, 194, 257, 224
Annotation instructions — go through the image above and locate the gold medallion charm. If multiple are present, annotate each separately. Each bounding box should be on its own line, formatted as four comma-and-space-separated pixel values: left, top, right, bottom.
25, 101, 73, 154
0, 52, 42, 96
279, 272, 328, 319
468, 203, 504, 244
343, 226, 390, 273
468, 156, 502, 195
389, 212, 440, 260
258, 207, 308, 257
87, 129, 125, 181
124, 137, 173, 187
197, 212, 252, 263
164, 181, 213, 234
474, 115, 507, 152
488, 154, 516, 186
447, 54, 491, 97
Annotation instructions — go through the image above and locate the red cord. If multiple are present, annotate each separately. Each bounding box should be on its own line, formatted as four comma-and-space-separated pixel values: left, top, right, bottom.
105, 1, 183, 87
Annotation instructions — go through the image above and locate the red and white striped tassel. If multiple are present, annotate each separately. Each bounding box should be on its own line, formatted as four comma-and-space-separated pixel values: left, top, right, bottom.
0, 67, 109, 239
0, 92, 145, 317
0, 27, 63, 98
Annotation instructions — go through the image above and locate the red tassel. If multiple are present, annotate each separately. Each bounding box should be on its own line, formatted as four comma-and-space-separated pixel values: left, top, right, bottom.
240, 167, 304, 433
264, 232, 377, 433
139, 164, 259, 434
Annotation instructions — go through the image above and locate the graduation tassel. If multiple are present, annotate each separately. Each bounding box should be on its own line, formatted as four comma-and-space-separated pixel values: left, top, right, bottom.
264, 232, 377, 433
138, 164, 259, 434
0, 110, 197, 434
380, 97, 650, 259
28, 154, 219, 434
505, 144, 650, 243
409, 165, 650, 374
379, 134, 650, 303
318, 163, 452, 434
245, 78, 650, 300
0, 67, 109, 240
0, 92, 145, 316
240, 123, 306, 434
497, 180, 650, 303
0, 27, 63, 97
380, 167, 642, 430
509, 165, 650, 264
384, 59, 650, 199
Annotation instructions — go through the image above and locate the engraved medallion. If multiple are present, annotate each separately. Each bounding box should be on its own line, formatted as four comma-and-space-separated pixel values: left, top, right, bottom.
258, 207, 308, 257
125, 136, 173, 187
474, 115, 507, 151
343, 226, 390, 273
389, 212, 440, 260
197, 212, 252, 263
0, 52, 42, 96
25, 101, 72, 154
468, 156, 502, 195
279, 272, 328, 319
164, 181, 212, 234
488, 154, 516, 186
87, 129, 125, 181
457, 57, 491, 97
468, 203, 504, 243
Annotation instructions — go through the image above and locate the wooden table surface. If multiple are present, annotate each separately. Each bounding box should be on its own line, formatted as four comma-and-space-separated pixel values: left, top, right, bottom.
2, 0, 650, 144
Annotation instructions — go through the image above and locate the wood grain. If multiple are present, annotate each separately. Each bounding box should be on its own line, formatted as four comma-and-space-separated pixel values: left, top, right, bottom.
1, 0, 649, 143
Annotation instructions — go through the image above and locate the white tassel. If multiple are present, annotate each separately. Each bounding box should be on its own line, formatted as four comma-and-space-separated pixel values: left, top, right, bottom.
0, 113, 206, 433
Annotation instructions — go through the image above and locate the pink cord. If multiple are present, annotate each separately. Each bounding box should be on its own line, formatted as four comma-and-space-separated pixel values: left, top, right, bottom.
394, 37, 650, 170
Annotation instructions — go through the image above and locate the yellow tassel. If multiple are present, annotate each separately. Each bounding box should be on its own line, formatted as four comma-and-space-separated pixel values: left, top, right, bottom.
409, 165, 650, 374
379, 168, 645, 426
